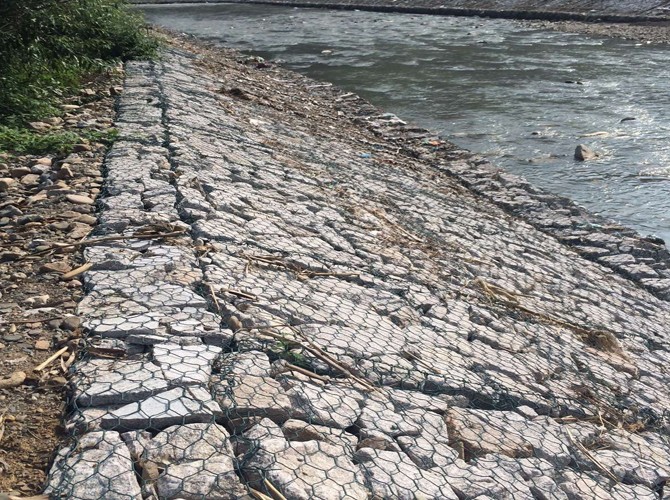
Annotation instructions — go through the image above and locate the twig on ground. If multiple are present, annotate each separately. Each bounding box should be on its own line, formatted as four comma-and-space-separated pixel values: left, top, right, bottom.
283, 363, 330, 382
61, 262, 92, 280
206, 283, 223, 315
472, 277, 624, 355
244, 324, 376, 392
23, 229, 187, 259
292, 328, 377, 392
240, 252, 358, 280
264, 479, 288, 500
0, 316, 63, 326
34, 347, 69, 372
372, 211, 424, 243
219, 288, 258, 300
567, 429, 619, 483
249, 489, 274, 500
0, 413, 6, 443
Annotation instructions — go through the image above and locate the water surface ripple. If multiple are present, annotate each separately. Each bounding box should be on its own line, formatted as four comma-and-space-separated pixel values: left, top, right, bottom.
142, 3, 670, 242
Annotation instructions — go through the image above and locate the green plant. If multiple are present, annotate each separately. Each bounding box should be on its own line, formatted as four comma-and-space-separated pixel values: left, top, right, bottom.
0, 125, 119, 155
0, 0, 158, 123
270, 340, 313, 369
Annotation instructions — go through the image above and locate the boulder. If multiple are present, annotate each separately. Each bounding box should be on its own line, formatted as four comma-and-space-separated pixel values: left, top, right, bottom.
212, 374, 293, 422
73, 359, 169, 407
574, 144, 598, 161
46, 431, 142, 499
244, 440, 368, 499
102, 386, 221, 430
354, 448, 458, 499
284, 381, 361, 429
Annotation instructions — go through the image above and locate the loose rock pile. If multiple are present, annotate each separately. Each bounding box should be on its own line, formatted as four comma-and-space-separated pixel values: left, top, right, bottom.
46, 46, 670, 499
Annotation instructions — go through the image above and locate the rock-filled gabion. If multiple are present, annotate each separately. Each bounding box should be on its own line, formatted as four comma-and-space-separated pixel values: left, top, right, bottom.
46, 50, 670, 499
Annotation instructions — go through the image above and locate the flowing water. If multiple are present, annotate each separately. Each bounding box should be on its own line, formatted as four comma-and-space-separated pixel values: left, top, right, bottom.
142, 3, 670, 242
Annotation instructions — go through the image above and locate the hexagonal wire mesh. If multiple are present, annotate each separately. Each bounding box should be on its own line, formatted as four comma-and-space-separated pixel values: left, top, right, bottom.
44, 52, 670, 500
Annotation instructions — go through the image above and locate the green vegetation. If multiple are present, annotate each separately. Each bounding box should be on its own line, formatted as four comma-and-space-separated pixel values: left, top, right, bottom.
0, 0, 156, 154
0, 126, 118, 155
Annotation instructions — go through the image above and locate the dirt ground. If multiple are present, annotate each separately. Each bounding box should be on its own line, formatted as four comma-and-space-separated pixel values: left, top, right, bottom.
0, 71, 120, 497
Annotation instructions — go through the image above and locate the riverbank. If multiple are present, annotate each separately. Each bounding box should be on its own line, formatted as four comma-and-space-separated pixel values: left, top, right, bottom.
136, 0, 670, 45
41, 32, 670, 499
0, 74, 120, 496
225, 0, 670, 44
528, 18, 670, 44
132, 0, 670, 20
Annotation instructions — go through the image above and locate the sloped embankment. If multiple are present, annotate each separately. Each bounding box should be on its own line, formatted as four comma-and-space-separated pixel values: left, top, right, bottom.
44, 36, 670, 499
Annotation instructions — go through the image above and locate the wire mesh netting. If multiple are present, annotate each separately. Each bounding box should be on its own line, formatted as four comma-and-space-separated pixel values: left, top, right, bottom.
44, 49, 670, 499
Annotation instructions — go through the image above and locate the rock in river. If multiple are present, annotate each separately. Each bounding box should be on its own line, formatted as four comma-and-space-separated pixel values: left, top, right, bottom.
574, 144, 598, 161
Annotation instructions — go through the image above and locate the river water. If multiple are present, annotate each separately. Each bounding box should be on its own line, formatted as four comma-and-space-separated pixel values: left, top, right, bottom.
142, 3, 670, 242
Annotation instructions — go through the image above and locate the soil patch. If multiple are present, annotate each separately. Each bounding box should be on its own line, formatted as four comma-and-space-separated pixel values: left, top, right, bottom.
0, 72, 120, 496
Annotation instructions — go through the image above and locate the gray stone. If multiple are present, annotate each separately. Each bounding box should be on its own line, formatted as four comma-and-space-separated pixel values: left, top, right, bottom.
397, 435, 459, 469
244, 440, 369, 500
354, 447, 458, 499
212, 374, 292, 421
404, 408, 451, 446
385, 388, 451, 413
86, 337, 145, 357
84, 309, 223, 339
156, 458, 247, 500
356, 406, 422, 437
153, 342, 221, 385
73, 359, 169, 407
447, 408, 596, 466
282, 419, 358, 450
575, 144, 599, 161
102, 386, 221, 430
142, 423, 234, 466
357, 429, 401, 452
126, 334, 205, 346
66, 406, 121, 434
443, 461, 535, 499
558, 470, 657, 499
284, 381, 361, 429
622, 263, 658, 280
220, 350, 272, 377
120, 430, 153, 462
46, 431, 142, 500
588, 449, 669, 489
237, 417, 288, 455
528, 476, 570, 500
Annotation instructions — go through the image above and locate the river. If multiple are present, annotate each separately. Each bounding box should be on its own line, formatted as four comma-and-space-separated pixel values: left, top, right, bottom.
141, 3, 670, 243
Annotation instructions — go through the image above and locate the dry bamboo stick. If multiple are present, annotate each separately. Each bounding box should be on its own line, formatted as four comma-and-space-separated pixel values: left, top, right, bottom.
567, 429, 619, 483
25, 230, 187, 258
0, 316, 62, 326
61, 262, 93, 280
283, 363, 330, 382
34, 346, 69, 372
249, 489, 274, 500
264, 479, 288, 500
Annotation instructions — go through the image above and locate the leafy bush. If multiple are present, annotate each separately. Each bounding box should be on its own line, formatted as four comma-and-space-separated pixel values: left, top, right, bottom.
0, 0, 158, 123
0, 125, 119, 154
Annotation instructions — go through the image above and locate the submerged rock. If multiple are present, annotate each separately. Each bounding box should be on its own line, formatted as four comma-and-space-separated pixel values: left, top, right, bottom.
574, 144, 599, 161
